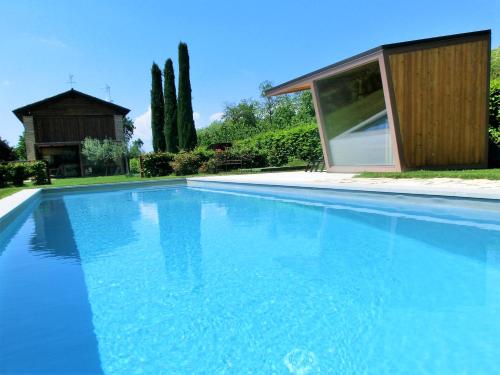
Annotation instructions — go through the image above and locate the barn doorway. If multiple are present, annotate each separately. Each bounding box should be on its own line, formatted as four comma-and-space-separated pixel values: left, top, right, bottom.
37, 145, 82, 177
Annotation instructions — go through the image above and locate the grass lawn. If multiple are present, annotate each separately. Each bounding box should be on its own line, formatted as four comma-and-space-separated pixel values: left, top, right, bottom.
357, 169, 500, 180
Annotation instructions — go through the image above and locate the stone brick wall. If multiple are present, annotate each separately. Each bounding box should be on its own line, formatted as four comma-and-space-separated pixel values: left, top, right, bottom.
23, 116, 36, 161
114, 115, 124, 142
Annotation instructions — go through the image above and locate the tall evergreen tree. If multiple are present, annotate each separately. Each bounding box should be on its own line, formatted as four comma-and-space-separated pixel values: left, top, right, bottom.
163, 58, 178, 152
150, 62, 165, 152
177, 42, 197, 150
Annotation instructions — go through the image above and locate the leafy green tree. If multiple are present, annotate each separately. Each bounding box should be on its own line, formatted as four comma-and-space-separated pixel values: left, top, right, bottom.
0, 137, 15, 161
196, 81, 316, 147
491, 46, 500, 80
15, 133, 27, 160
271, 95, 296, 130
177, 42, 197, 150
129, 138, 144, 158
151, 62, 166, 152
123, 116, 135, 144
81, 138, 126, 175
164, 58, 178, 152
259, 80, 276, 128
294, 91, 316, 124
223, 99, 259, 129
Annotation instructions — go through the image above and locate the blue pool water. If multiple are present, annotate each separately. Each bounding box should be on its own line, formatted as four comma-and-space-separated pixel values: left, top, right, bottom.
1, 183, 500, 374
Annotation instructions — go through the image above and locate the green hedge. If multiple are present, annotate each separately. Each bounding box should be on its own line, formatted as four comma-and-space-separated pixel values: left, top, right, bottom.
138, 124, 322, 176
0, 161, 50, 187
142, 152, 175, 177
170, 151, 203, 175
233, 124, 322, 166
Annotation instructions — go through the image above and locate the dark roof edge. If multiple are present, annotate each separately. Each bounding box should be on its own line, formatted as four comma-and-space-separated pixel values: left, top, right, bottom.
265, 46, 382, 96
381, 29, 490, 51
12, 89, 130, 121
265, 29, 491, 97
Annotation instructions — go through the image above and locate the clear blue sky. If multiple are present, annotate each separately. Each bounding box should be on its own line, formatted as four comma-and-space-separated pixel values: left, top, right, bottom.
1, 0, 498, 150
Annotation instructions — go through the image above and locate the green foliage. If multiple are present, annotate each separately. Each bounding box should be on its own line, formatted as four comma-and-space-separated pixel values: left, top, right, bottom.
151, 62, 166, 152
27, 161, 50, 185
192, 147, 215, 163
9, 163, 26, 186
15, 134, 27, 160
489, 78, 500, 166
129, 158, 140, 174
223, 99, 259, 129
0, 161, 49, 187
491, 46, 500, 80
123, 116, 135, 144
490, 78, 500, 133
170, 151, 201, 175
141, 152, 174, 177
129, 138, 144, 158
490, 127, 500, 145
164, 58, 179, 153
197, 120, 253, 146
177, 42, 197, 150
0, 137, 15, 161
359, 169, 500, 180
0, 164, 7, 187
233, 124, 322, 166
198, 158, 218, 174
221, 146, 267, 168
81, 138, 126, 175
197, 85, 316, 147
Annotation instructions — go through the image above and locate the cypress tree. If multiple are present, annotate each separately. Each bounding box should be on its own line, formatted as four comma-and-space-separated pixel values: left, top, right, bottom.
177, 42, 197, 150
163, 58, 178, 153
150, 62, 165, 152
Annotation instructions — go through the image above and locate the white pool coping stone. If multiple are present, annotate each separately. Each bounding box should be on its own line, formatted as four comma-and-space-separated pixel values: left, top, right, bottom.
0, 179, 187, 226
188, 172, 500, 201
1, 172, 499, 226
0, 189, 42, 226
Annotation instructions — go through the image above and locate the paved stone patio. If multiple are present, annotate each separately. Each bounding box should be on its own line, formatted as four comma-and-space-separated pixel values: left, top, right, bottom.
189, 172, 500, 200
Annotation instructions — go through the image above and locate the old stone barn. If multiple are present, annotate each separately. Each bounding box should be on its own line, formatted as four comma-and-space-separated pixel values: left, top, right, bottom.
13, 89, 130, 177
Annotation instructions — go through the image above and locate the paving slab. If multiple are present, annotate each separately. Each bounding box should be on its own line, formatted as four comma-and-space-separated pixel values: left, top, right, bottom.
188, 172, 500, 200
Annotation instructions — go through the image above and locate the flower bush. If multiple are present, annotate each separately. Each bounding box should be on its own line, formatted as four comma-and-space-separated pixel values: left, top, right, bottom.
142, 152, 174, 177
170, 151, 202, 176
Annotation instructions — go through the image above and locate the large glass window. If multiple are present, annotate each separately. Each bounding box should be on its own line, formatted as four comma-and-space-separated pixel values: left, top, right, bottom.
316, 61, 393, 166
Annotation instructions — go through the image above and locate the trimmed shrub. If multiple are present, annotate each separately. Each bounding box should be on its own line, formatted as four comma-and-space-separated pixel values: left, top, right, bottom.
233, 124, 322, 167
0, 161, 50, 188
0, 164, 7, 188
10, 163, 27, 186
192, 147, 215, 163
170, 151, 202, 176
142, 152, 174, 177
27, 161, 50, 185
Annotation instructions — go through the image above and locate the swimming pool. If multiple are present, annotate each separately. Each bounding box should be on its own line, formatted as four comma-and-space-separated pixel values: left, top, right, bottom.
1, 182, 500, 374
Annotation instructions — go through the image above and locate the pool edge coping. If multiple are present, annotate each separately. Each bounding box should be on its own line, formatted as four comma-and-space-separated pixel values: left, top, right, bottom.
186, 176, 500, 202
2, 175, 499, 227
0, 189, 42, 227
0, 178, 187, 227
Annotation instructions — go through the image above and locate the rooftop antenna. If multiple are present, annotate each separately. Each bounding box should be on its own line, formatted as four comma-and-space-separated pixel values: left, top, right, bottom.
66, 74, 76, 89
103, 84, 112, 102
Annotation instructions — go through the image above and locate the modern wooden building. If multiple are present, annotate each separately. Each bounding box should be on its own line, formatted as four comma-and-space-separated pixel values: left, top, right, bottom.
13, 89, 130, 177
266, 30, 491, 172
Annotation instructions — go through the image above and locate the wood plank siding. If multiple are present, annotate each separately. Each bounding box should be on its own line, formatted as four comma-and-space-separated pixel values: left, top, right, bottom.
388, 37, 490, 168
34, 115, 115, 142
